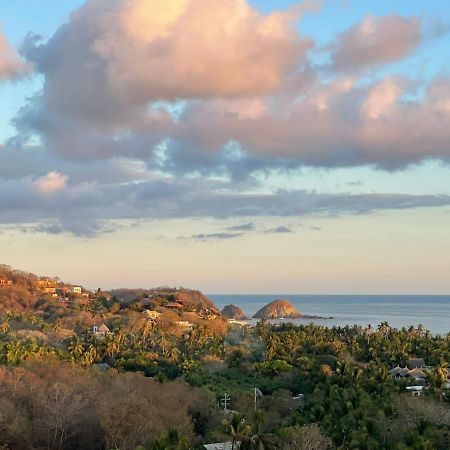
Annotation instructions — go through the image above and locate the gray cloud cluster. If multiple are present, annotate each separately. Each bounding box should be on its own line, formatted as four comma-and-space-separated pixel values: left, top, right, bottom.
1, 1, 450, 236
1, 171, 450, 236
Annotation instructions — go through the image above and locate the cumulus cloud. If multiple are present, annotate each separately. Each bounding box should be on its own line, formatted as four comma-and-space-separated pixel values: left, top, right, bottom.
13, 2, 450, 171
166, 75, 450, 171
329, 15, 422, 71
3, 2, 450, 237
0, 25, 29, 80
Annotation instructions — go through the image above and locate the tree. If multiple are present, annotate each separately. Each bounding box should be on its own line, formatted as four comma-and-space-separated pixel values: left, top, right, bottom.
223, 413, 252, 450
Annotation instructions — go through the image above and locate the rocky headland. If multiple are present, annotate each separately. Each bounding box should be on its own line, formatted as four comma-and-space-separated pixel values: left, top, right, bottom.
253, 299, 333, 320
253, 299, 302, 319
221, 304, 249, 320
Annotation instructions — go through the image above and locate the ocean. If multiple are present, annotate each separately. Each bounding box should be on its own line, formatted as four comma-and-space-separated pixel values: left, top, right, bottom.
209, 295, 450, 335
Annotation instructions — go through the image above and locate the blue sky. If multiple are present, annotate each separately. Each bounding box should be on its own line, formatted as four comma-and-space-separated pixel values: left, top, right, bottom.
0, 1, 449, 292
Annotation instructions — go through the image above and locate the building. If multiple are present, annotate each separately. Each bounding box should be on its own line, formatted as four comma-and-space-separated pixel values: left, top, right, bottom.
71, 286, 82, 294
406, 368, 428, 382
93, 323, 111, 336
37, 279, 56, 288
406, 386, 425, 396
166, 301, 184, 309
43, 286, 56, 294
175, 320, 194, 331
0, 278, 13, 287
389, 366, 410, 379
204, 443, 240, 450
56, 287, 70, 295
407, 358, 426, 369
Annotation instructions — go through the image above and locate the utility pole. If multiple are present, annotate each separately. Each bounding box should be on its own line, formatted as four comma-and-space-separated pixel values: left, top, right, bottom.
221, 392, 231, 410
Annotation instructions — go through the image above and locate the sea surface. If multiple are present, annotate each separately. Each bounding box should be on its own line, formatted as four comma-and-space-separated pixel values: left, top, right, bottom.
209, 295, 450, 335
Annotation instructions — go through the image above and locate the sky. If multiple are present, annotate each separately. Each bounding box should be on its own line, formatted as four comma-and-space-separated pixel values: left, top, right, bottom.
0, 0, 449, 294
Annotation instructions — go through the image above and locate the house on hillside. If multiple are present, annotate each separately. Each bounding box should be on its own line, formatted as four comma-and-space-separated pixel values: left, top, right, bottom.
166, 301, 184, 310
56, 287, 70, 295
71, 286, 82, 294
406, 386, 426, 396
407, 368, 428, 382
407, 358, 426, 369
389, 366, 410, 379
204, 443, 240, 450
0, 278, 13, 287
175, 320, 194, 331
43, 286, 56, 294
93, 323, 111, 336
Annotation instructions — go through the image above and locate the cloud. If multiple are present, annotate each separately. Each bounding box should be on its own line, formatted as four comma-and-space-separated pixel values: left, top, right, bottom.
329, 15, 422, 71
191, 232, 244, 241
33, 171, 68, 193
225, 222, 255, 232
166, 75, 450, 171
12, 3, 450, 172
19, 0, 310, 119
2, 3, 450, 238
266, 225, 293, 233
2, 171, 450, 237
0, 25, 29, 80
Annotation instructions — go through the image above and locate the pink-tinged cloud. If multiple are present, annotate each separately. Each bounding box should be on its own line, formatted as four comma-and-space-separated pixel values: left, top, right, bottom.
33, 172, 68, 193
0, 25, 28, 80
15, 3, 450, 169
64, 0, 312, 103
171, 75, 450, 168
330, 15, 422, 71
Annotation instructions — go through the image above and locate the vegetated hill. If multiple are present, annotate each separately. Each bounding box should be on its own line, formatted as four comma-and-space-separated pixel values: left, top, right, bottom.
253, 299, 302, 319
221, 304, 249, 320
111, 287, 220, 312
0, 264, 81, 312
0, 264, 42, 311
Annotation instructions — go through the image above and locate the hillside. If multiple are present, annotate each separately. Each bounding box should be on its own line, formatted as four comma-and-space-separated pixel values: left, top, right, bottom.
0, 265, 45, 311
0, 264, 85, 312
111, 287, 219, 313
253, 299, 302, 319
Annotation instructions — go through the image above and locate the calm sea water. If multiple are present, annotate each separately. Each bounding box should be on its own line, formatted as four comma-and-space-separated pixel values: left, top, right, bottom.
209, 295, 450, 335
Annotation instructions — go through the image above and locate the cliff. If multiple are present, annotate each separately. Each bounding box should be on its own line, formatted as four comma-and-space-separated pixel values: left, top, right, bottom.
253, 299, 302, 319
221, 304, 249, 320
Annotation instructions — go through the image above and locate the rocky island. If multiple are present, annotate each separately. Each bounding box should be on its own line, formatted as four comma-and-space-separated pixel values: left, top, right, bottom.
253, 299, 302, 319
253, 299, 333, 320
221, 304, 249, 320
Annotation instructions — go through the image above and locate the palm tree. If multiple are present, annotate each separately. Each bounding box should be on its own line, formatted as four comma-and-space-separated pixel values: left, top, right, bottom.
1, 320, 11, 334
223, 413, 252, 450
67, 336, 84, 360
167, 347, 180, 363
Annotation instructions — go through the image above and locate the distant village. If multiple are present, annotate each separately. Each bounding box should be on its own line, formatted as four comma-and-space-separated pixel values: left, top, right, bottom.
0, 271, 224, 336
